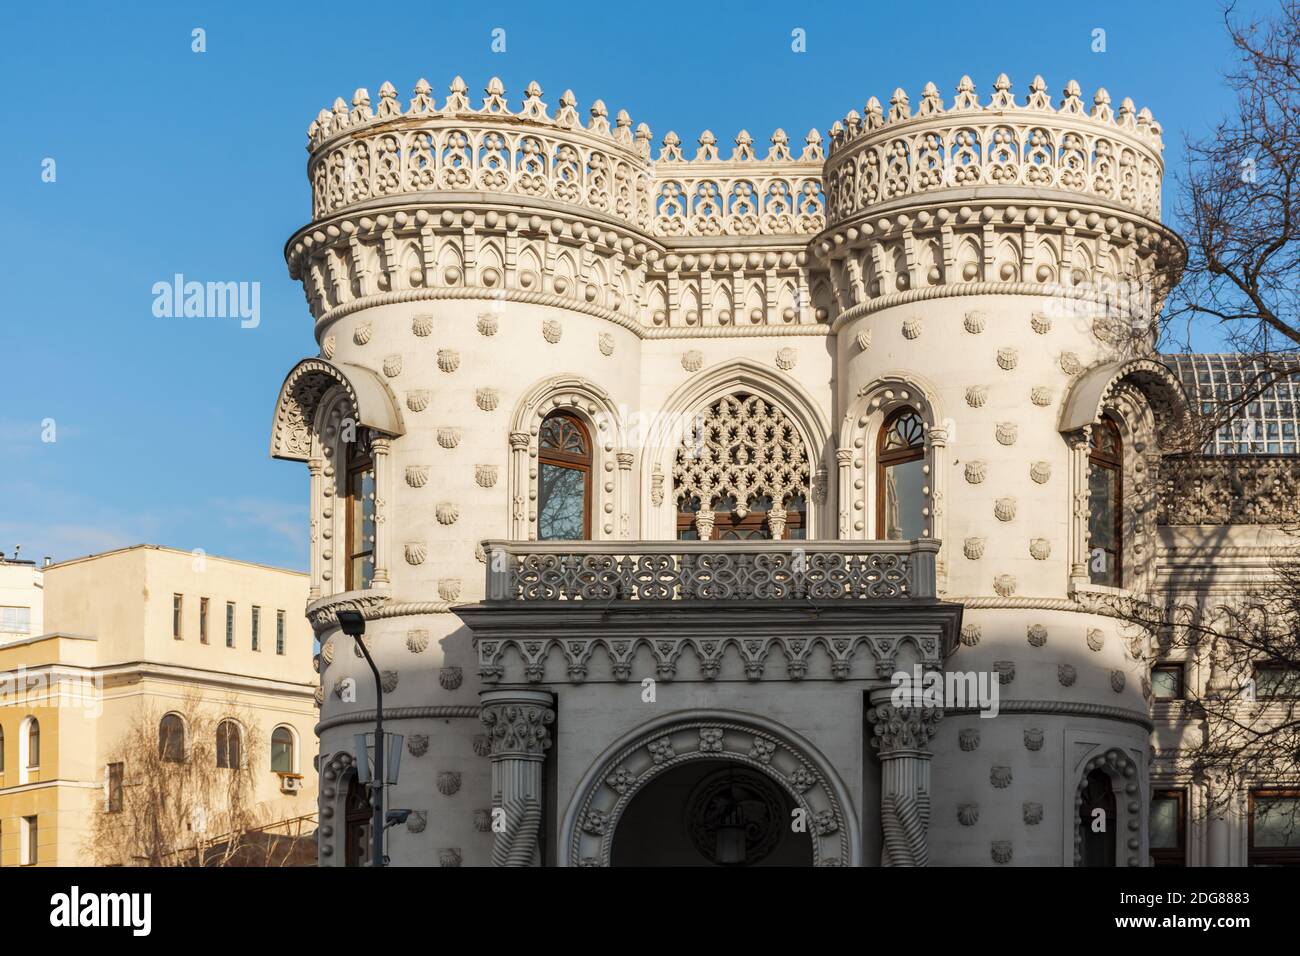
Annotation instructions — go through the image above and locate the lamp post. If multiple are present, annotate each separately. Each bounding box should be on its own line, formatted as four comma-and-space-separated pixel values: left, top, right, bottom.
336, 610, 385, 867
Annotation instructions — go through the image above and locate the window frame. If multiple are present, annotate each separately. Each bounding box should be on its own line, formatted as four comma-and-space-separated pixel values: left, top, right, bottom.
1151, 663, 1186, 701
172, 593, 183, 640
20, 815, 37, 866
159, 713, 186, 763
215, 719, 243, 770
251, 605, 261, 653
270, 726, 296, 774
875, 407, 927, 540
25, 717, 39, 770
225, 601, 235, 648
1253, 662, 1300, 700
1149, 788, 1187, 866
276, 609, 286, 656
106, 762, 124, 814
345, 432, 377, 590
537, 411, 593, 541
199, 597, 209, 644
1087, 416, 1124, 587
1248, 789, 1300, 866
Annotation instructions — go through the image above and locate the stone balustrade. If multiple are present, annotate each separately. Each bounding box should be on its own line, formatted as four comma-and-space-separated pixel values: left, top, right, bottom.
481, 539, 939, 602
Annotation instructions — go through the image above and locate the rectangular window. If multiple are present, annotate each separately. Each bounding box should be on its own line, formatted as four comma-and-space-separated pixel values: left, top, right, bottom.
199, 597, 209, 644
346, 435, 376, 590
1149, 789, 1186, 866
0, 606, 31, 635
1249, 790, 1300, 865
106, 763, 124, 813
172, 594, 183, 639
1254, 663, 1300, 699
251, 606, 261, 652
225, 602, 235, 648
20, 816, 37, 866
276, 610, 286, 655
1151, 664, 1185, 701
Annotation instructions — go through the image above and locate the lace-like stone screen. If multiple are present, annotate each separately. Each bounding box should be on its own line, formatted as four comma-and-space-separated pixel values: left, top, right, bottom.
673, 394, 811, 540
1164, 353, 1300, 455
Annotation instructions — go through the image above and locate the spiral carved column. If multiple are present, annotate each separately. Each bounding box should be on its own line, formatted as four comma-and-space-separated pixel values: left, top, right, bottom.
868, 690, 943, 866
480, 689, 555, 867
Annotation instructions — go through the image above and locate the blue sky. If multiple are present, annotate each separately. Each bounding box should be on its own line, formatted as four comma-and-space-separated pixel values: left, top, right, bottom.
0, 0, 1271, 569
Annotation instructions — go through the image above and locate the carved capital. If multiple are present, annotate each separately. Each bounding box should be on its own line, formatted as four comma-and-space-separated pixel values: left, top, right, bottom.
866, 700, 942, 754
480, 691, 555, 758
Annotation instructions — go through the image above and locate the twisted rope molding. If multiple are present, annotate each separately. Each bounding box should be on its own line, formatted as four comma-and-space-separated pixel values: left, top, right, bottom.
315, 704, 480, 736
951, 594, 1152, 622
943, 699, 1152, 730
829, 280, 1149, 332
314, 285, 831, 340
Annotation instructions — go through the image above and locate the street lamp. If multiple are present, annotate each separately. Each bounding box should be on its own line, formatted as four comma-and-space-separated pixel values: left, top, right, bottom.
336, 609, 402, 867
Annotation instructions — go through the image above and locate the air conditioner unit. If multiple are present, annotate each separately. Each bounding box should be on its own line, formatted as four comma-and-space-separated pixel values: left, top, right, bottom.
280, 774, 302, 794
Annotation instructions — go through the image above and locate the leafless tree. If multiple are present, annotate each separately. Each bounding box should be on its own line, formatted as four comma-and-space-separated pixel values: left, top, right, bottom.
87, 693, 308, 867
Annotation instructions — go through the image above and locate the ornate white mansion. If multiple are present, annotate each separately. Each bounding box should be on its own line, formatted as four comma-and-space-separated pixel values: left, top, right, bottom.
270, 73, 1298, 866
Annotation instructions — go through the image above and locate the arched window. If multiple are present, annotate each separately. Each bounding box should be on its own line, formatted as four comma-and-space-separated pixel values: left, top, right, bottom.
537, 412, 592, 540
271, 727, 295, 774
215, 720, 242, 770
674, 393, 810, 540
158, 714, 186, 762
25, 718, 39, 769
876, 408, 927, 540
344, 772, 373, 867
345, 429, 376, 590
1088, 417, 1123, 586
1078, 768, 1118, 866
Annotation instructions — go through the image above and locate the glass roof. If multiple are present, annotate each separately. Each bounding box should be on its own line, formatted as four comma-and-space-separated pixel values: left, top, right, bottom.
1162, 353, 1300, 455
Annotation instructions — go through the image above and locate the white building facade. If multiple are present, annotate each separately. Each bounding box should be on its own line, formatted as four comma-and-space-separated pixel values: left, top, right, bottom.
271, 74, 1295, 866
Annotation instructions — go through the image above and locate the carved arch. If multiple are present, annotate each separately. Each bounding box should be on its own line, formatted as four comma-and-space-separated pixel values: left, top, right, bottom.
270, 357, 404, 461
560, 710, 859, 866
1069, 745, 1145, 867
508, 374, 630, 541
840, 372, 949, 591
641, 359, 833, 539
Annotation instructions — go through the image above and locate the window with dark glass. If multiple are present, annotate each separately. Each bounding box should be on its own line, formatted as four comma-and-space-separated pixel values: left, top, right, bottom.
159, 714, 185, 762
215, 720, 242, 769
1149, 789, 1186, 866
537, 412, 592, 541
106, 763, 124, 814
877, 408, 927, 540
251, 606, 261, 652
1088, 417, 1123, 586
172, 594, 183, 639
26, 719, 39, 769
199, 597, 209, 643
346, 431, 377, 589
1249, 790, 1300, 865
271, 727, 294, 774
1254, 663, 1300, 699
225, 601, 235, 648
276, 610, 286, 655
1151, 664, 1185, 701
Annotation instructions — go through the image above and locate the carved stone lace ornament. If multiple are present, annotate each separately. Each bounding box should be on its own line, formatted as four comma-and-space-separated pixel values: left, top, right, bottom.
673, 393, 810, 539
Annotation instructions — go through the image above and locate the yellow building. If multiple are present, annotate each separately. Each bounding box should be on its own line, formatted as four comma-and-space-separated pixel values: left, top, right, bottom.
0, 545, 317, 866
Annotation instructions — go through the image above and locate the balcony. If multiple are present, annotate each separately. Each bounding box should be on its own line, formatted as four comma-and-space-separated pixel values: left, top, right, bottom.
459, 540, 957, 686
482, 539, 939, 603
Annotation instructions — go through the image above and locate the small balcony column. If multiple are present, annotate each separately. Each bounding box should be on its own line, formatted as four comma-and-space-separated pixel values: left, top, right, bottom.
867, 688, 942, 866
480, 688, 555, 867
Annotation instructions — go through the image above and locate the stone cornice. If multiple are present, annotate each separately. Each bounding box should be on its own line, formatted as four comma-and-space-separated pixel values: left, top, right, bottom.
315, 704, 480, 736
943, 698, 1153, 730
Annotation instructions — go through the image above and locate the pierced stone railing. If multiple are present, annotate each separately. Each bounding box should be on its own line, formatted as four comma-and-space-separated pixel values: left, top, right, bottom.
482, 539, 938, 602
824, 74, 1164, 224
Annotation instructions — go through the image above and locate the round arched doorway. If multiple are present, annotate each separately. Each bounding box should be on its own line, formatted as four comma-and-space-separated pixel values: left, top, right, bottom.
611, 759, 814, 866
562, 710, 857, 866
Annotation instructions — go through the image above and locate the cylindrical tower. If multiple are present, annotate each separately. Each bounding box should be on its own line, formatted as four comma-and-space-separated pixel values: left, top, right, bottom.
273, 77, 667, 865
814, 74, 1183, 865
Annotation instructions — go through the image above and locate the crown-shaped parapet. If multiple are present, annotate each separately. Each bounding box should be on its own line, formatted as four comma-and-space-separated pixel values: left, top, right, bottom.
302, 77, 828, 243
824, 75, 1166, 225
306, 77, 656, 229
652, 127, 825, 238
